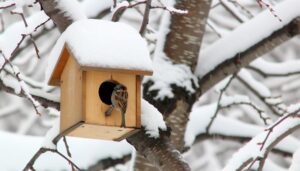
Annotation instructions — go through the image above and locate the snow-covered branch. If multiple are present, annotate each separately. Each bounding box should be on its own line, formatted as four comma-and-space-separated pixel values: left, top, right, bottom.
222, 106, 300, 171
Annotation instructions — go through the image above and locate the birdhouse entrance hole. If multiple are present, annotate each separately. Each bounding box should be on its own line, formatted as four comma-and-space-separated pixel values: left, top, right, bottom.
98, 80, 118, 105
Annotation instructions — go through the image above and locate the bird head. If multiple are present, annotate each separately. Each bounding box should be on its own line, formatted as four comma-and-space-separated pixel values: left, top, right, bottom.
114, 84, 127, 91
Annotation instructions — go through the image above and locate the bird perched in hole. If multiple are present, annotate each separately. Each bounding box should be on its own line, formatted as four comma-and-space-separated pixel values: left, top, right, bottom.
105, 84, 128, 127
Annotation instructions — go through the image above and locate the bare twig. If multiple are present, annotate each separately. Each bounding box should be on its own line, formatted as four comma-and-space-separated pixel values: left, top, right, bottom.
23, 148, 82, 171
256, 0, 282, 22
139, 0, 152, 35
0, 2, 16, 9
257, 108, 300, 151
63, 136, 72, 157
24, 129, 82, 171
11, 11, 28, 27
237, 75, 284, 116
247, 65, 300, 77
206, 74, 236, 133
221, 101, 271, 125
0, 52, 41, 115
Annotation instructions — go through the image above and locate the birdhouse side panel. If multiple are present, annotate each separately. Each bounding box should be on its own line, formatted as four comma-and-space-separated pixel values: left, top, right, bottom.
84, 70, 137, 128
60, 57, 83, 132
136, 75, 142, 128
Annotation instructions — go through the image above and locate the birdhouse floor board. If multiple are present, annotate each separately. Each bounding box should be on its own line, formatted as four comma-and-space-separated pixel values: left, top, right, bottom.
67, 123, 139, 141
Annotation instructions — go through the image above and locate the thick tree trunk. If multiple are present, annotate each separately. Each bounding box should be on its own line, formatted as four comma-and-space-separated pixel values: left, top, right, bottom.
127, 131, 191, 171
164, 0, 212, 71
136, 1, 212, 170
149, 0, 212, 151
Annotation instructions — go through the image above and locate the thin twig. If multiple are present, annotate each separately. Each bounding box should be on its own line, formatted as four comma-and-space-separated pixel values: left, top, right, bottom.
0, 2, 15, 9
206, 74, 236, 133
0, 51, 41, 115
139, 0, 152, 35
257, 108, 300, 151
62, 136, 75, 171
221, 101, 270, 125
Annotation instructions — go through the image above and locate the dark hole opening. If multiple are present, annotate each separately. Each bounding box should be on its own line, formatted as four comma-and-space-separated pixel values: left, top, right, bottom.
98, 80, 118, 105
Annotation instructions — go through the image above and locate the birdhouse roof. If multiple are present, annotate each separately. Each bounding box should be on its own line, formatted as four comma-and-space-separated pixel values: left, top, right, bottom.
46, 19, 153, 85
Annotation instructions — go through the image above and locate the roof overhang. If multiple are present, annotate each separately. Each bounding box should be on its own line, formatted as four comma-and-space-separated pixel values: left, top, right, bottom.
48, 44, 153, 86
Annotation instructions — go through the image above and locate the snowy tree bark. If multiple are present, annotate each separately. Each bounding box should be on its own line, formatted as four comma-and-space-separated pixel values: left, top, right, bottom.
136, 1, 212, 170
146, 0, 212, 152
37, 0, 74, 32
164, 0, 212, 71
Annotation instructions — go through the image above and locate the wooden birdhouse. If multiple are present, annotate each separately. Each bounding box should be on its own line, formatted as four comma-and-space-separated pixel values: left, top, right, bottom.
46, 19, 153, 141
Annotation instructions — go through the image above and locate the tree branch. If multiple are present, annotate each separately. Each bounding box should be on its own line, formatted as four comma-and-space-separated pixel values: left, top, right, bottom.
197, 17, 300, 97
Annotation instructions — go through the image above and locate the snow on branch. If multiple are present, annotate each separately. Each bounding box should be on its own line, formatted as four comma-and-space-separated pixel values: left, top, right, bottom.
81, 0, 113, 18
0, 52, 41, 115
141, 99, 167, 138
237, 69, 288, 116
220, 95, 271, 125
222, 105, 300, 171
185, 103, 261, 147
111, 0, 187, 35
238, 69, 271, 97
0, 0, 35, 12
196, 0, 300, 79
54, 0, 87, 21
205, 74, 236, 132
0, 9, 61, 111
256, 0, 282, 22
185, 101, 300, 155
289, 148, 300, 171
144, 55, 198, 100
249, 58, 300, 77
0, 11, 50, 59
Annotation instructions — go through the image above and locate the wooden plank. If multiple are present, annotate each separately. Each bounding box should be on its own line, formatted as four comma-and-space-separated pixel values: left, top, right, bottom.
111, 73, 136, 128
82, 71, 87, 121
84, 71, 111, 125
48, 45, 69, 86
67, 124, 139, 141
81, 66, 153, 76
136, 76, 141, 128
60, 57, 83, 132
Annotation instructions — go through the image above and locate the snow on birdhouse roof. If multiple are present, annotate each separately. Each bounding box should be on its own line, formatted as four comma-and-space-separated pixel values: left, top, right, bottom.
46, 19, 153, 85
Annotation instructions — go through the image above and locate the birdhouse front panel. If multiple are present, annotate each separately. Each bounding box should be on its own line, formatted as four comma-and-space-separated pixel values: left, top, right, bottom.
83, 70, 138, 128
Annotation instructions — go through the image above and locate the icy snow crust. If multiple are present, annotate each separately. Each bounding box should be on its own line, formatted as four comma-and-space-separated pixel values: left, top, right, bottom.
46, 19, 153, 83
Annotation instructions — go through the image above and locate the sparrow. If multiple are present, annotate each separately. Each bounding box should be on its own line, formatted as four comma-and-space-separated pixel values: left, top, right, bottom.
105, 84, 128, 127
